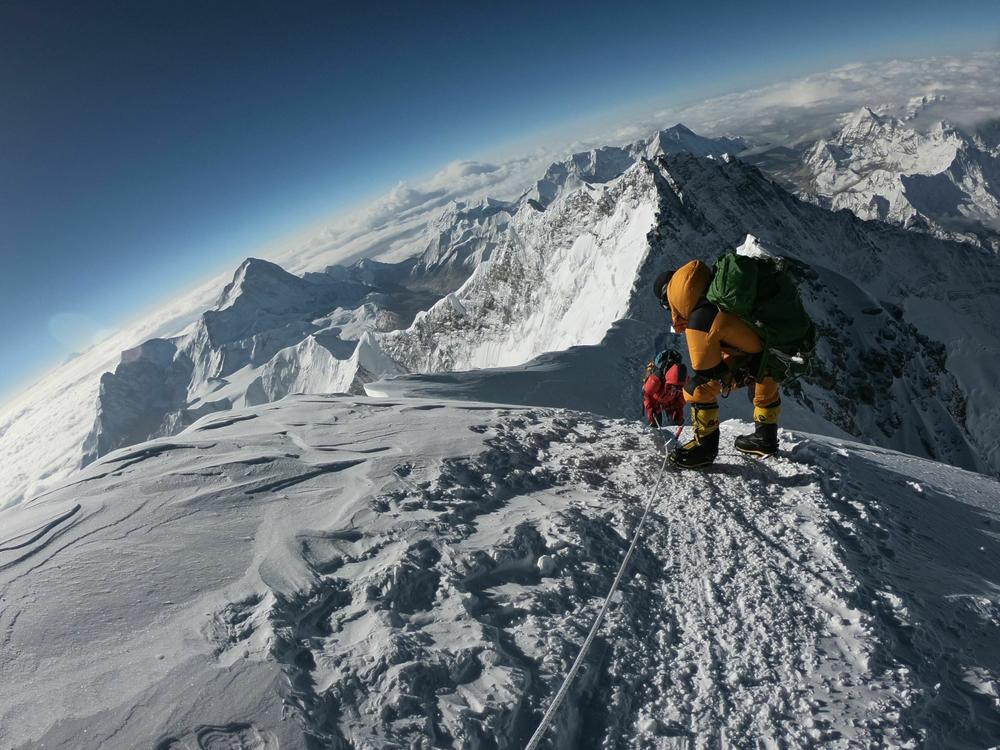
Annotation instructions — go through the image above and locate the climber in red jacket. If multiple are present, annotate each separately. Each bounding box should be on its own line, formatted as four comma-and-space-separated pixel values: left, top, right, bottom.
642, 349, 687, 428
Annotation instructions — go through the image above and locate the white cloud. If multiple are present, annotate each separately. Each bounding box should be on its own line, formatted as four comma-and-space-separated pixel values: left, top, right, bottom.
652, 52, 1000, 143
753, 79, 846, 109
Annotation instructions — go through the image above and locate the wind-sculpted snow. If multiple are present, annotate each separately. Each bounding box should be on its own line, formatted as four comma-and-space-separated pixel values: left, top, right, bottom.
1, 396, 998, 748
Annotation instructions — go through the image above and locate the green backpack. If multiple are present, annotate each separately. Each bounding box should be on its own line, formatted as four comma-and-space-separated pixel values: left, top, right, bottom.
706, 253, 815, 381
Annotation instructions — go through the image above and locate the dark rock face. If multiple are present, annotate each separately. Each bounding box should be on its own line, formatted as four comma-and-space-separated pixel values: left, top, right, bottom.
82, 339, 197, 464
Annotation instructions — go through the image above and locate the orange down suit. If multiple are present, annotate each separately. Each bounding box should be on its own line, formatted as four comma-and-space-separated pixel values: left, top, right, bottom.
665, 260, 780, 408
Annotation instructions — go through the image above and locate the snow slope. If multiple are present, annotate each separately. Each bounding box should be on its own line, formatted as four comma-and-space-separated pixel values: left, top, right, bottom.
0, 195, 512, 511
2, 395, 997, 748
0, 274, 228, 510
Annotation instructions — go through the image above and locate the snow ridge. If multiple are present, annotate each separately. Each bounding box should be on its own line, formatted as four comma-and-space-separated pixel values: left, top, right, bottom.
379, 160, 659, 373
378, 152, 1000, 475
633, 153, 996, 473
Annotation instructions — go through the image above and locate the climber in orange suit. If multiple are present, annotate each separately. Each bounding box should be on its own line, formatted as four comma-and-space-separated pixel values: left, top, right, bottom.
653, 260, 781, 468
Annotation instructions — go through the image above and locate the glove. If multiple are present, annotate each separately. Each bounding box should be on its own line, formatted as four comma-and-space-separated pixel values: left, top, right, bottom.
648, 411, 663, 428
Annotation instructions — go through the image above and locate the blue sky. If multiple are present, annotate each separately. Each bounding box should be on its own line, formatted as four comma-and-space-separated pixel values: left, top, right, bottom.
1, 0, 998, 399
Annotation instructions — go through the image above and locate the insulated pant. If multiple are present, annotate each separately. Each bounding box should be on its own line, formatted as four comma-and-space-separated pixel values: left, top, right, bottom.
681, 302, 780, 409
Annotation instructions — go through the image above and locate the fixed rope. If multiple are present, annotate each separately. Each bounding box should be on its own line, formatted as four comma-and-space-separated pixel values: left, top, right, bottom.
524, 436, 676, 750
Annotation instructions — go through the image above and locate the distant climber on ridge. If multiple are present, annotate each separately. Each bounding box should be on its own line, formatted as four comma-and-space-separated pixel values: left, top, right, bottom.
642, 349, 687, 428
652, 249, 814, 469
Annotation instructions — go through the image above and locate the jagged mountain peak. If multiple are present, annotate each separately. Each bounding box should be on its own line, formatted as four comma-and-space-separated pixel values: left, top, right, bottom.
854, 105, 882, 123
664, 121, 697, 135
646, 124, 749, 159
7, 121, 1000, 518
526, 125, 750, 211
832, 106, 897, 144
798, 107, 1000, 247
435, 195, 515, 224
527, 143, 642, 208
214, 256, 311, 312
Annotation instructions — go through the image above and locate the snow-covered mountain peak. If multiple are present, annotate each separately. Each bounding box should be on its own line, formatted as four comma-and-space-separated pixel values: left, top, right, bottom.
524, 126, 749, 211
798, 107, 1000, 246
215, 256, 306, 311
815, 107, 967, 176
119, 336, 178, 367
7, 121, 1000, 516
645, 124, 749, 159
58, 146, 1000, 486
438, 195, 513, 221
371, 149, 1000, 476
845, 105, 883, 131
528, 144, 642, 208
411, 196, 516, 283
380, 158, 660, 375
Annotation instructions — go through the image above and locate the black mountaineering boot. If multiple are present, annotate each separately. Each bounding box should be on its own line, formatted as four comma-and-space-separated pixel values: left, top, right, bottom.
734, 405, 780, 457
670, 405, 720, 469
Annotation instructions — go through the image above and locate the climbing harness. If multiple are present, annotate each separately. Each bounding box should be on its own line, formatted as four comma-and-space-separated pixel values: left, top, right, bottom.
524, 440, 675, 749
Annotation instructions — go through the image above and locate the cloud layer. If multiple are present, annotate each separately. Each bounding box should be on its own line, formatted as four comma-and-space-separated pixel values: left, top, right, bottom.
643, 52, 1000, 144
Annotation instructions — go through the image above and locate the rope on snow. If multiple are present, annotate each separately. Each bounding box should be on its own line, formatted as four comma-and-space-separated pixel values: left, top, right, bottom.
524, 438, 675, 749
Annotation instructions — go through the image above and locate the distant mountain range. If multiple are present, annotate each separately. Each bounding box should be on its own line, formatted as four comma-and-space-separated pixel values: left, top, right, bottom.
746, 106, 1000, 251
4, 118, 1000, 511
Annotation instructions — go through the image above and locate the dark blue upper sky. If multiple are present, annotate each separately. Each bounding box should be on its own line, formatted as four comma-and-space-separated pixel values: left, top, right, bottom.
1, 0, 998, 398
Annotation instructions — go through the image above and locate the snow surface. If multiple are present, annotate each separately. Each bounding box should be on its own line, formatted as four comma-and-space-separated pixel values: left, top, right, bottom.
0, 274, 229, 510
10, 139, 1000, 515
376, 151, 1000, 476
5, 90, 1000, 512
0, 169, 523, 513
2, 395, 998, 748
